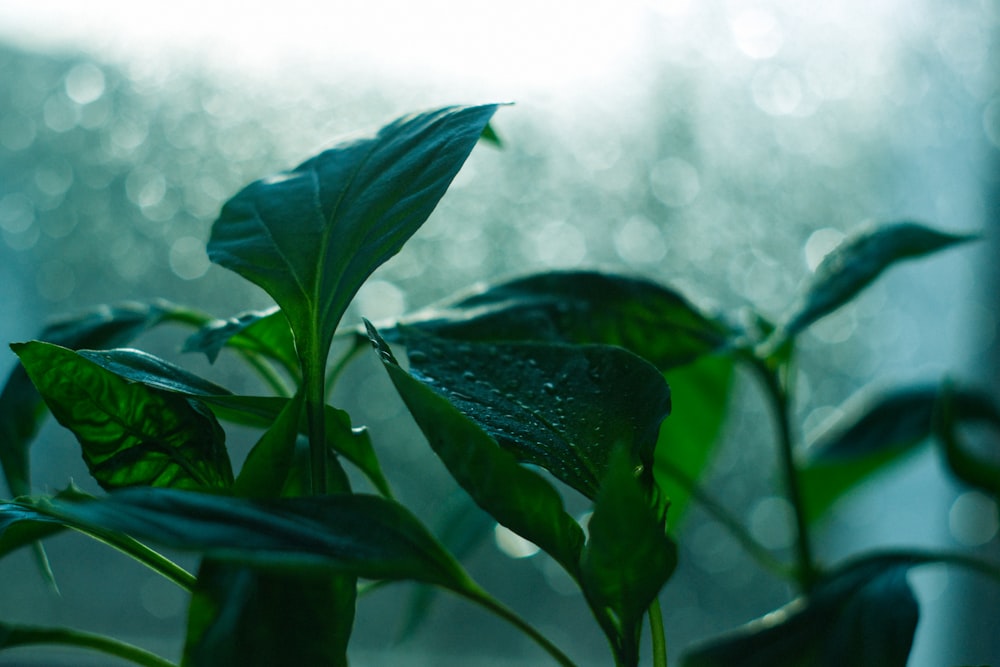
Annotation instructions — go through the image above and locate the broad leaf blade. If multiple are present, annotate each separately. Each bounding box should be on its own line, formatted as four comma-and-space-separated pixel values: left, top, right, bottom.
367, 323, 585, 574
207, 104, 501, 361
682, 558, 919, 667
392, 270, 735, 370
398, 327, 671, 500
782, 222, 976, 339
12, 342, 233, 491
581, 448, 676, 666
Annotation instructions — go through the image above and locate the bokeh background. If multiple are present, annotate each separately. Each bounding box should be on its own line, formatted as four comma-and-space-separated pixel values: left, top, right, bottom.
0, 1, 997, 665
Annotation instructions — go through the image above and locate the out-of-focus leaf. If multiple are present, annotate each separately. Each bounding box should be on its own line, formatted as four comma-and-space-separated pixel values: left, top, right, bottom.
391, 270, 735, 370
800, 384, 999, 522
781, 222, 976, 340
207, 105, 501, 371
936, 384, 1000, 498
183, 307, 298, 377
0, 620, 175, 667
581, 447, 676, 667
12, 342, 232, 491
479, 122, 503, 147
397, 327, 671, 500
77, 347, 389, 498
654, 354, 734, 530
682, 557, 920, 667
367, 323, 585, 574
183, 560, 355, 667
1, 301, 183, 497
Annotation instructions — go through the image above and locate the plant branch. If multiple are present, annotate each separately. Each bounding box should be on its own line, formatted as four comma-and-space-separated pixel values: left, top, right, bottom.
1, 624, 177, 667
68, 527, 196, 591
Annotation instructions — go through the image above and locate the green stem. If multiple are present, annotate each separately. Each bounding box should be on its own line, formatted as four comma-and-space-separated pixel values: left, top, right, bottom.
460, 583, 578, 667
70, 527, 196, 591
649, 597, 667, 667
2, 625, 177, 667
659, 460, 795, 580
238, 351, 293, 397
325, 333, 368, 400
301, 331, 328, 496
756, 361, 817, 592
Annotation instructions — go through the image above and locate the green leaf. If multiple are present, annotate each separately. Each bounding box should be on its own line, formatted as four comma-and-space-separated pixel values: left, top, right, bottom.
0, 621, 176, 667
367, 323, 585, 574
207, 104, 501, 368
581, 447, 676, 667
183, 306, 298, 378
397, 327, 671, 500
781, 222, 976, 340
183, 560, 355, 667
12, 341, 233, 491
233, 392, 304, 498
1, 301, 179, 498
77, 347, 390, 498
654, 354, 735, 530
936, 383, 1000, 498
800, 384, 999, 522
392, 270, 735, 370
682, 557, 920, 667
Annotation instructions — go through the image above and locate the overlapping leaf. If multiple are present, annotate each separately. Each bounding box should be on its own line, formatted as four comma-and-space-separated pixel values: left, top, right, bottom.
183, 306, 298, 378
207, 104, 501, 368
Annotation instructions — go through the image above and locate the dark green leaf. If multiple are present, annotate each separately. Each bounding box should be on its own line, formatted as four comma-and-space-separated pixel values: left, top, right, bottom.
12, 342, 233, 491
391, 270, 735, 370
936, 384, 1000, 498
397, 327, 671, 500
183, 307, 298, 378
654, 354, 735, 530
1, 301, 179, 498
581, 447, 676, 667
682, 558, 919, 667
800, 384, 999, 522
233, 392, 304, 498
367, 323, 585, 574
207, 104, 501, 368
45, 488, 472, 589
183, 560, 355, 667
782, 222, 976, 339
0, 620, 176, 667
480, 122, 503, 147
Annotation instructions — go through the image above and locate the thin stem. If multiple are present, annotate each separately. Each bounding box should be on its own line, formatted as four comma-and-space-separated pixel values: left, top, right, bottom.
301, 330, 328, 496
238, 351, 293, 397
649, 597, 667, 667
460, 583, 578, 667
659, 460, 795, 580
70, 527, 196, 591
3, 625, 177, 667
755, 360, 817, 592
325, 333, 368, 400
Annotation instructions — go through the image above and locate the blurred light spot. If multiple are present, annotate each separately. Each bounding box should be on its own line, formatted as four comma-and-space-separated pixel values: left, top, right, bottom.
811, 308, 858, 344
110, 116, 149, 152
689, 520, 739, 573
0, 113, 37, 151
79, 95, 112, 130
752, 67, 803, 116
139, 575, 185, 620
64, 62, 106, 104
34, 160, 74, 197
354, 279, 406, 321
983, 96, 1000, 150
730, 8, 783, 59
949, 491, 999, 546
935, 15, 989, 79
804, 227, 845, 272
494, 524, 540, 559
650, 157, 700, 208
614, 215, 666, 264
126, 167, 167, 208
169, 236, 210, 280
749, 496, 795, 550
0, 193, 36, 234
443, 237, 488, 271
804, 49, 857, 100
531, 220, 587, 267
42, 93, 79, 132
36, 260, 76, 301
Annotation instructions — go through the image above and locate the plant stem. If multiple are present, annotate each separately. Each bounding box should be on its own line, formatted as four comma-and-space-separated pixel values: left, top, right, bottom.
325, 333, 368, 400
757, 361, 817, 592
302, 332, 328, 496
71, 527, 196, 591
461, 584, 578, 667
239, 351, 293, 397
3, 624, 177, 667
649, 597, 667, 667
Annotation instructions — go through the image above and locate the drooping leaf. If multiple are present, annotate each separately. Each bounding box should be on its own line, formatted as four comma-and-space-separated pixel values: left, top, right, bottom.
396, 327, 671, 500
781, 222, 976, 340
183, 560, 355, 667
13, 342, 233, 491
207, 104, 501, 370
390, 270, 736, 370
0, 620, 175, 667
936, 384, 1000, 498
580, 447, 676, 667
682, 557, 920, 667
1, 300, 186, 497
367, 322, 585, 574
800, 384, 999, 522
183, 306, 298, 378
77, 347, 389, 497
